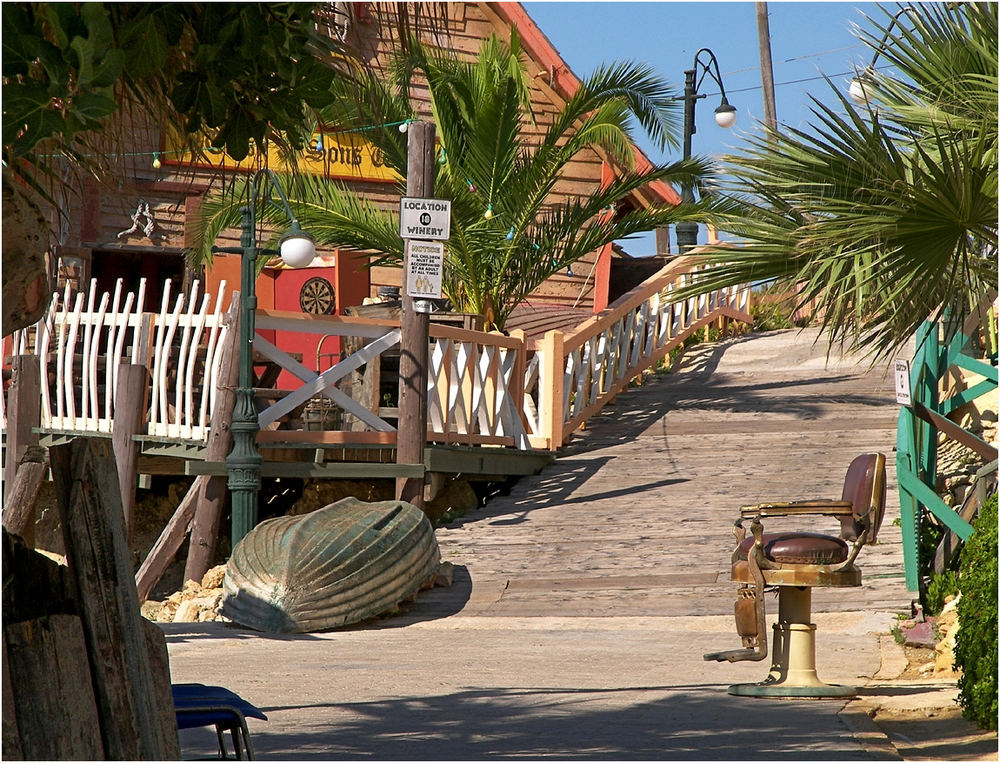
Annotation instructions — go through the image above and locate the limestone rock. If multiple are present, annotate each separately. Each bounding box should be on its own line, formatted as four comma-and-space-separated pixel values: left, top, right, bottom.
173, 600, 201, 623
201, 564, 227, 589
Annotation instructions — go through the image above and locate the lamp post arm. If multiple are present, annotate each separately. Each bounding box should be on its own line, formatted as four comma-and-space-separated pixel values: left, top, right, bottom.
693, 48, 731, 104
261, 169, 303, 227
864, 7, 918, 70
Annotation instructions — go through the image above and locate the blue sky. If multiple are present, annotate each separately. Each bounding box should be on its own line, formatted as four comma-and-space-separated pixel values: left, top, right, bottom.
522, 1, 887, 252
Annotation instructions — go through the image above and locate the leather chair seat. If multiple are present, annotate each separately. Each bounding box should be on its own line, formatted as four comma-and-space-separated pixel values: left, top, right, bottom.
737, 532, 849, 566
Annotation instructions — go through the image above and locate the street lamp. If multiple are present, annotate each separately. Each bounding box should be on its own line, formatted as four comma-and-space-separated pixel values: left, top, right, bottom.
848, 8, 917, 106
676, 48, 736, 253
212, 169, 316, 548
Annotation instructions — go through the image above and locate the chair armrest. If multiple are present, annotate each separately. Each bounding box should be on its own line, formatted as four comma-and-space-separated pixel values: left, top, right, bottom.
739, 500, 854, 519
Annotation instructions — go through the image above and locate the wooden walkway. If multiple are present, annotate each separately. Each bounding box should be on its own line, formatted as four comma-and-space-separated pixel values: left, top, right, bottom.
429, 328, 912, 620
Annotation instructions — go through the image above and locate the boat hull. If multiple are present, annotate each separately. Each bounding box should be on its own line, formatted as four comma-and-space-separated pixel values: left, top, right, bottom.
221, 498, 441, 633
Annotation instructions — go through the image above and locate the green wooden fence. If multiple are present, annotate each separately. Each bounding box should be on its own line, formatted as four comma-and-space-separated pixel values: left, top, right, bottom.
896, 304, 998, 591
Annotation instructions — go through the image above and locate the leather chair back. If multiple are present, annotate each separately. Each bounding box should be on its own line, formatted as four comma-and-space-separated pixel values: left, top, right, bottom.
838, 453, 887, 543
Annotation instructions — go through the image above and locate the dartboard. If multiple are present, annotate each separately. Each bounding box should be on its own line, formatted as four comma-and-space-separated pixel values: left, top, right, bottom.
299, 276, 336, 314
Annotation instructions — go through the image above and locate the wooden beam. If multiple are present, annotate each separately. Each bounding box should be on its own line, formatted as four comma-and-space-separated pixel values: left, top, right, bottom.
183, 296, 240, 584
4, 355, 41, 488
913, 402, 998, 462
134, 481, 200, 602
3, 616, 105, 760
112, 364, 149, 538
50, 438, 162, 759
2, 446, 47, 545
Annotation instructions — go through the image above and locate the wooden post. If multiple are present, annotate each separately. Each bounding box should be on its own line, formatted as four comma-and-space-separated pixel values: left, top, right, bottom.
396, 121, 436, 509
540, 330, 565, 450
4, 355, 41, 489
112, 364, 149, 539
50, 438, 162, 760
183, 296, 241, 583
756, 2, 778, 131
2, 445, 47, 545
3, 616, 105, 760
134, 487, 199, 602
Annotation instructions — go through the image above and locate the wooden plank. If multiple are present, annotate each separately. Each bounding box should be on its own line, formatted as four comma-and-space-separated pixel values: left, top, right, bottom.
3, 615, 105, 760
4, 355, 41, 488
50, 438, 161, 759
183, 295, 240, 584
913, 402, 998, 462
257, 429, 397, 445
112, 364, 149, 538
2, 446, 47, 545
141, 619, 181, 759
2, 529, 77, 623
134, 481, 200, 602
185, 460, 425, 479
2, 634, 23, 760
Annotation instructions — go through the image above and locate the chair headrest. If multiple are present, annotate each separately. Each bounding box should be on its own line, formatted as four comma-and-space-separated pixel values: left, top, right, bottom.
839, 453, 887, 543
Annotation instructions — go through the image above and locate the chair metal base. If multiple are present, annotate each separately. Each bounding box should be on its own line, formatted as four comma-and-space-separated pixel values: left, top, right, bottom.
728, 681, 856, 698
729, 586, 858, 699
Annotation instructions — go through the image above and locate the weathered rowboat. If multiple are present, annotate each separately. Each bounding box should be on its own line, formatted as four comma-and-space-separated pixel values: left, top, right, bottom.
220, 498, 441, 633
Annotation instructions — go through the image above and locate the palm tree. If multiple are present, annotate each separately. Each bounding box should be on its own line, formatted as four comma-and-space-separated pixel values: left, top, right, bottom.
190, 32, 712, 330
688, 2, 997, 360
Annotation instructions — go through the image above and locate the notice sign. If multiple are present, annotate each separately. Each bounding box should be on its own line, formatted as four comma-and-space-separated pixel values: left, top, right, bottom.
406, 240, 444, 299
399, 197, 451, 240
894, 359, 912, 406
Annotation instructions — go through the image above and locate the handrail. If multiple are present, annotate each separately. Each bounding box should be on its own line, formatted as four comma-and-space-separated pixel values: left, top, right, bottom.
9, 258, 753, 456
896, 295, 999, 590
523, 252, 753, 449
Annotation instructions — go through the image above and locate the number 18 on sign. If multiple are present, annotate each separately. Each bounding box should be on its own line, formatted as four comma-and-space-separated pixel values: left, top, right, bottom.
406, 240, 444, 299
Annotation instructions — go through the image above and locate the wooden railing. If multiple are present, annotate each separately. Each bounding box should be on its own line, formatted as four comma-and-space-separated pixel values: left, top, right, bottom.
7, 254, 751, 457
11, 278, 230, 442
522, 255, 752, 449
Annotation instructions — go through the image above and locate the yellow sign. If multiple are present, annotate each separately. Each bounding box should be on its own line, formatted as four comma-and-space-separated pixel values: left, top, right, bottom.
164, 131, 400, 183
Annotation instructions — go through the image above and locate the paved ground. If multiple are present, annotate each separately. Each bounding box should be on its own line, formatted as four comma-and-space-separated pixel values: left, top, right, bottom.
164, 329, 997, 760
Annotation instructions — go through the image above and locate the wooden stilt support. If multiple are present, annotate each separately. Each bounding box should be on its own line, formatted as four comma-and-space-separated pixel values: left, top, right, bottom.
112, 364, 149, 539
2, 445, 47, 545
183, 296, 241, 583
4, 355, 41, 489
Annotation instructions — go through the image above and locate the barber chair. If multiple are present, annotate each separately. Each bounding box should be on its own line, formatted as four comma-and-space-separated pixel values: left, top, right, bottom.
704, 453, 887, 697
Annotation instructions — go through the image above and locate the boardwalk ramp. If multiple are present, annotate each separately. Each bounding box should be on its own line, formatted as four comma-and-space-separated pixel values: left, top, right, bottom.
425, 327, 911, 620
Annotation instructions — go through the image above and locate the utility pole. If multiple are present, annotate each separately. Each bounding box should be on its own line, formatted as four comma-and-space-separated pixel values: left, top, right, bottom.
396, 121, 435, 509
756, 2, 778, 132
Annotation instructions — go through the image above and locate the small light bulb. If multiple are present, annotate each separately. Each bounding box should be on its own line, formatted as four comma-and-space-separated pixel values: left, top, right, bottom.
506, 227, 515, 241
398, 121, 409, 133
566, 266, 574, 277
484, 205, 493, 220
152, 153, 161, 169
316, 134, 324, 152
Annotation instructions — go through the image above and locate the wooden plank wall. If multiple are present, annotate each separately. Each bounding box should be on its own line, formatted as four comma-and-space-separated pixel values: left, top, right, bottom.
53, 2, 631, 314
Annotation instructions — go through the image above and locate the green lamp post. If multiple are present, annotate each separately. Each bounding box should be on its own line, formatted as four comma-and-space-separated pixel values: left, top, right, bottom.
211, 169, 316, 549
675, 48, 736, 253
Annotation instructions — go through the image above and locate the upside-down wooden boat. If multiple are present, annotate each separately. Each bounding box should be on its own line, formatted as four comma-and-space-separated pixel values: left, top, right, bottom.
220, 498, 440, 633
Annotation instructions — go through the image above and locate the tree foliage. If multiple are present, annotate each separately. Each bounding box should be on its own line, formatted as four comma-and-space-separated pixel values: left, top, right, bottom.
191, 33, 712, 329
2, 4, 345, 193
688, 2, 997, 361
955, 493, 998, 731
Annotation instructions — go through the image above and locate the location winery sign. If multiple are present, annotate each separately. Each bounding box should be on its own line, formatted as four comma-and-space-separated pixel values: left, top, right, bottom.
398, 197, 452, 241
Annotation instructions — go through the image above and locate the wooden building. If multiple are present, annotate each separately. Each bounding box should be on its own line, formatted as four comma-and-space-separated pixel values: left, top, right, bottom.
42, 2, 680, 375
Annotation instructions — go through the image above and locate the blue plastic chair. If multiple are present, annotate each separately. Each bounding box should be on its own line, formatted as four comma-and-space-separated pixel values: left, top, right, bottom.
172, 683, 267, 760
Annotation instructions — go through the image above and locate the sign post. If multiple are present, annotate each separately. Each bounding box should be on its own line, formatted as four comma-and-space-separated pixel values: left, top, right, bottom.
396, 122, 450, 509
